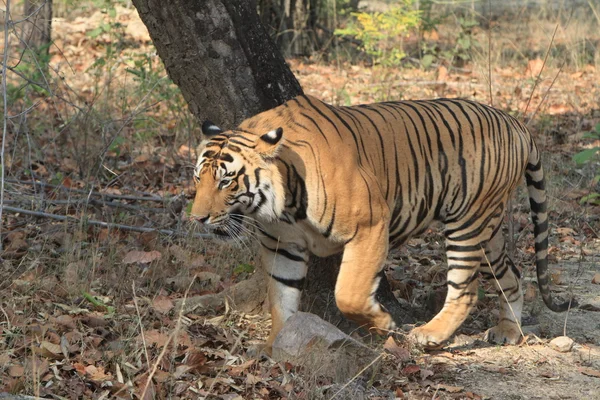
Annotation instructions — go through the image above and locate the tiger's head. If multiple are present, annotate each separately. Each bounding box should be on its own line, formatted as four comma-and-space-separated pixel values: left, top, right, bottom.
190, 121, 286, 233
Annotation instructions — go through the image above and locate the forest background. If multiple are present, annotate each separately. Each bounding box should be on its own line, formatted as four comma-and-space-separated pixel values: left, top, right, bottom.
1, 0, 599, 399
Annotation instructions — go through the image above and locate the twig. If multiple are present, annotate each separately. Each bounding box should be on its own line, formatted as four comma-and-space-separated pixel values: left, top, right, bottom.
481, 247, 527, 345
0, 0, 12, 253
366, 80, 485, 89
1, 205, 214, 239
487, 0, 493, 106
328, 353, 384, 400
0, 304, 11, 330
87, 78, 167, 205
140, 275, 197, 400
6, 179, 164, 202
132, 282, 150, 369
526, 59, 565, 125
521, 23, 559, 119
4, 195, 169, 214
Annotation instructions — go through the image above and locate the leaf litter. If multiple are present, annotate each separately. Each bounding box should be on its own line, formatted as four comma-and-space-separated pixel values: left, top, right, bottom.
1, 4, 599, 400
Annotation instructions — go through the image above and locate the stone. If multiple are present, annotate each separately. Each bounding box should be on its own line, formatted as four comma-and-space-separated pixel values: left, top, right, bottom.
271, 312, 379, 381
549, 336, 574, 352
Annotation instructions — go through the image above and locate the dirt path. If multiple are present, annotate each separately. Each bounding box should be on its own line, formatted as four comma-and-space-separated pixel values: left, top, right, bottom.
436, 259, 600, 399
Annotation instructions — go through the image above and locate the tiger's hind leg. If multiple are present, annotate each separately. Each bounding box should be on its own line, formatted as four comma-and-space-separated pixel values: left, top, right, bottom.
412, 207, 505, 348
481, 227, 524, 345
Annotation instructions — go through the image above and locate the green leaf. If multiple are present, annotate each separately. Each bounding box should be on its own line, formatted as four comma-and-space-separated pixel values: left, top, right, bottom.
87, 27, 104, 38
580, 193, 600, 205
233, 263, 254, 275
421, 54, 435, 68
477, 287, 486, 300
185, 201, 193, 216
573, 147, 600, 165
582, 131, 600, 140
82, 292, 115, 314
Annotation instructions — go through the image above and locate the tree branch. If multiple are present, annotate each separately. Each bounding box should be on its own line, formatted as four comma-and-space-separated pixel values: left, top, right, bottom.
1, 205, 214, 239
6, 179, 165, 202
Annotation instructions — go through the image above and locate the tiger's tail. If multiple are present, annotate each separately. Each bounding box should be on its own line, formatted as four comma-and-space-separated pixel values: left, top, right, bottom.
526, 145, 575, 312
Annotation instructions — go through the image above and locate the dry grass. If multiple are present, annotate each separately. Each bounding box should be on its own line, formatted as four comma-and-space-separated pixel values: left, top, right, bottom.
1, 1, 599, 399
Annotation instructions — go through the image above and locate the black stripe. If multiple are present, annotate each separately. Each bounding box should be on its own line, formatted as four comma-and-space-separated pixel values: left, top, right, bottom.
262, 244, 306, 263
268, 273, 305, 290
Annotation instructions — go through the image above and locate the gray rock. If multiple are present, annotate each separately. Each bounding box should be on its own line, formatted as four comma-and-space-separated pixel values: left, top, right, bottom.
271, 312, 379, 382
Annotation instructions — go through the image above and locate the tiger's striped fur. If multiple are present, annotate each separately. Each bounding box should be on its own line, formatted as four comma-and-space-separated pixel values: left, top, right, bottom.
191, 94, 572, 350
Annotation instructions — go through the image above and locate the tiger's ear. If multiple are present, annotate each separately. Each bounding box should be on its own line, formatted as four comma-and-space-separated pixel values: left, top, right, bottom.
201, 120, 222, 137
256, 127, 284, 158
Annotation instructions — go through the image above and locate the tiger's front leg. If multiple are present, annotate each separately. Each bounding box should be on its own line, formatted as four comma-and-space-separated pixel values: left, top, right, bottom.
259, 240, 309, 354
334, 221, 396, 334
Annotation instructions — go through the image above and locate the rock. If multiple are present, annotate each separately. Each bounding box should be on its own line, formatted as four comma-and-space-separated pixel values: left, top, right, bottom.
549, 336, 574, 352
522, 324, 541, 337
271, 312, 379, 381
175, 272, 266, 314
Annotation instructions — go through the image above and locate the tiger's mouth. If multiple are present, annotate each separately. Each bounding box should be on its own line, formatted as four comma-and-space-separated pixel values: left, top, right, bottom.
210, 213, 244, 238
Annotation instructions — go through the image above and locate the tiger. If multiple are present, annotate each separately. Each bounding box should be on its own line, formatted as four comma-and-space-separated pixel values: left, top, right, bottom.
190, 94, 573, 352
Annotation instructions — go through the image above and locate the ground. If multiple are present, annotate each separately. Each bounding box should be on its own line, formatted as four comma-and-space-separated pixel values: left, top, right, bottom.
1, 3, 600, 399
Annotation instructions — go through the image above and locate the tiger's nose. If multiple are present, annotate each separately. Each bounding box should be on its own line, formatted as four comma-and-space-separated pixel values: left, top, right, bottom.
195, 215, 210, 224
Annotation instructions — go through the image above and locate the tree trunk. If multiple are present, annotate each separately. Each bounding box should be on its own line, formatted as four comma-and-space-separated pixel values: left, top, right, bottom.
131, 0, 411, 333
132, 0, 301, 127
258, 0, 318, 57
22, 0, 53, 56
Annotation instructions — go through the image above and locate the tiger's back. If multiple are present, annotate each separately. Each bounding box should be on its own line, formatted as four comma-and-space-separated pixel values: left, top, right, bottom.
239, 96, 531, 245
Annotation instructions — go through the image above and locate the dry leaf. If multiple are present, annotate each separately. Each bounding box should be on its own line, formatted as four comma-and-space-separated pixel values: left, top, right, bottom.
54, 314, 76, 330
556, 227, 577, 236
173, 364, 193, 379
420, 368, 434, 380
185, 351, 207, 370
592, 272, 600, 285
525, 58, 544, 77
246, 373, 261, 385
35, 341, 64, 360
134, 154, 150, 163
64, 262, 83, 287
8, 365, 25, 377
436, 383, 464, 393
579, 367, 600, 378
142, 330, 170, 348
152, 296, 174, 314
122, 250, 161, 264
85, 364, 111, 381
547, 104, 571, 115
401, 364, 420, 375
437, 65, 448, 82
383, 336, 411, 361
197, 271, 221, 284
524, 283, 537, 302
178, 144, 192, 158
550, 270, 564, 285
73, 362, 87, 375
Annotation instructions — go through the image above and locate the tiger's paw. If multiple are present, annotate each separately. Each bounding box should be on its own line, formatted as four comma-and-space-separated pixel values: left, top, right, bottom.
484, 321, 522, 345
246, 343, 272, 358
410, 322, 451, 349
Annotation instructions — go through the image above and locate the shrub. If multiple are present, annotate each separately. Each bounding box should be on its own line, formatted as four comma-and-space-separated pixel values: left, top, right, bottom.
335, 0, 421, 66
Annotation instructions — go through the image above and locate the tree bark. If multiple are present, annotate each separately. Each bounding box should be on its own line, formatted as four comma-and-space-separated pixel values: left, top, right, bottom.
132, 0, 302, 127
22, 0, 53, 60
131, 0, 411, 333
258, 0, 318, 57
